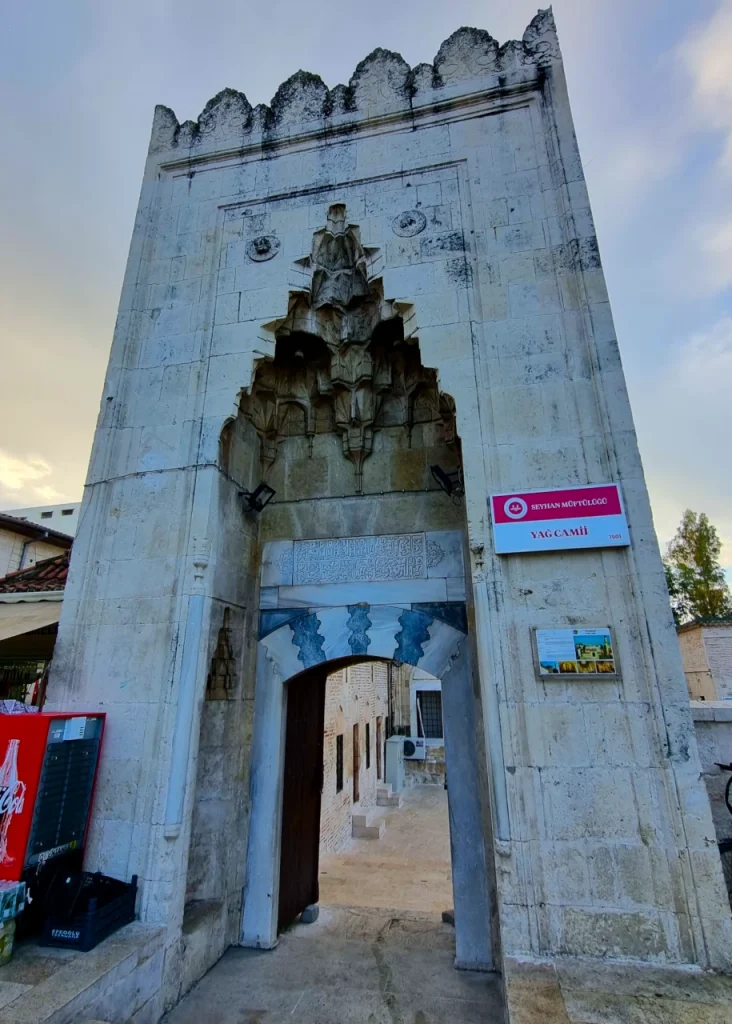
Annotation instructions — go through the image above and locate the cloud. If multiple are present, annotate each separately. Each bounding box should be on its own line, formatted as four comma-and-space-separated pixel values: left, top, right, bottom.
636, 316, 732, 569
0, 450, 62, 507
682, 0, 732, 168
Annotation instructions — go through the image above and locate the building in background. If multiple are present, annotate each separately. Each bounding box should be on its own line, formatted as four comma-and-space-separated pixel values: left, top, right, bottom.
0, 502, 81, 537
0, 511, 73, 577
0, 553, 69, 702
0, 512, 72, 701
678, 620, 732, 700
320, 662, 388, 853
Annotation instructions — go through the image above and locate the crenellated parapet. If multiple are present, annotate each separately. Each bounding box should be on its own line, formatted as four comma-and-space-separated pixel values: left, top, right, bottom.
149, 7, 560, 155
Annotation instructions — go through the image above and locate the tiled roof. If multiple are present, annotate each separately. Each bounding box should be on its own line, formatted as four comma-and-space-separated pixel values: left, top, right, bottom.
0, 553, 69, 593
0, 512, 73, 547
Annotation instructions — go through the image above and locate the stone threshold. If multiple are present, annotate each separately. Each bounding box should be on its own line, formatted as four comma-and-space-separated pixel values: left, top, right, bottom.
0, 922, 164, 1024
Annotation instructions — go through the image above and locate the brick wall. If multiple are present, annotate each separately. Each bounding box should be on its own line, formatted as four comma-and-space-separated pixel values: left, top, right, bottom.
319, 661, 388, 854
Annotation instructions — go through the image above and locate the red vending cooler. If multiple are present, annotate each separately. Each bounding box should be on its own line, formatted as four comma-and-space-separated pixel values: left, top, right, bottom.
0, 714, 105, 886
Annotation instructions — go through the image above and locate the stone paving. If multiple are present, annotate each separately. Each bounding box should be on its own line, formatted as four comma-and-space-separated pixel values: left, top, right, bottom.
162, 905, 504, 1024
504, 956, 732, 1024
319, 784, 453, 916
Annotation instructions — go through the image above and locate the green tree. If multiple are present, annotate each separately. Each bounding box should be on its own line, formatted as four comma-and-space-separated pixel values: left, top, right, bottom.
663, 510, 732, 624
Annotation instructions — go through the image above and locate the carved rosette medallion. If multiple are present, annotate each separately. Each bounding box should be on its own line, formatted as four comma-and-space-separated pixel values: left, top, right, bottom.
392, 210, 427, 237
247, 235, 280, 261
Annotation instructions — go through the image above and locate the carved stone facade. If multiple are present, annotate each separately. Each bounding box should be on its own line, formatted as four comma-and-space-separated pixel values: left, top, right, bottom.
45, 8, 732, 1020
240, 204, 456, 491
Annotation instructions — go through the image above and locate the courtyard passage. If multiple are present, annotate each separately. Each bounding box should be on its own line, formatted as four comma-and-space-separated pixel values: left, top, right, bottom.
162, 786, 504, 1022
161, 904, 504, 1023
319, 784, 453, 915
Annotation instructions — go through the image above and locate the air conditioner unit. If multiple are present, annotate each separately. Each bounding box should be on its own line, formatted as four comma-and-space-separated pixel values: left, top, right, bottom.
403, 737, 426, 760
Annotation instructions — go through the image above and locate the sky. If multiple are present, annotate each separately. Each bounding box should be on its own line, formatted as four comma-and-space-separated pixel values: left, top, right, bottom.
0, 0, 731, 575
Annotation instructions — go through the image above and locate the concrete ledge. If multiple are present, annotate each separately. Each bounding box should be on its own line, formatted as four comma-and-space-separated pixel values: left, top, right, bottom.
0, 922, 164, 1024
690, 700, 732, 722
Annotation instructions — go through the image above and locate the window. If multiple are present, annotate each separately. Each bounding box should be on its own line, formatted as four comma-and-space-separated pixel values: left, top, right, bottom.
417, 690, 443, 739
336, 734, 343, 793
365, 722, 371, 770
352, 724, 360, 803
41, 511, 53, 519
61, 508, 74, 516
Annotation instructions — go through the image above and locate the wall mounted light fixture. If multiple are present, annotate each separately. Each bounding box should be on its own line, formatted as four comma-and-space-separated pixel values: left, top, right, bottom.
238, 483, 276, 514
430, 465, 464, 500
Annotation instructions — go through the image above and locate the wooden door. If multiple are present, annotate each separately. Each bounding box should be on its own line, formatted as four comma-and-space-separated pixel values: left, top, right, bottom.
277, 668, 326, 933
376, 717, 383, 780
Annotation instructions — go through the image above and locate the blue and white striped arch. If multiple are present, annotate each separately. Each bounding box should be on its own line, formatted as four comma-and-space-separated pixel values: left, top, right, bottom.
244, 593, 493, 969
258, 601, 468, 682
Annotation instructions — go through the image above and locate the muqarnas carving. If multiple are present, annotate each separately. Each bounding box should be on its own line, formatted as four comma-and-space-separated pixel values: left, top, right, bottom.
240, 203, 458, 492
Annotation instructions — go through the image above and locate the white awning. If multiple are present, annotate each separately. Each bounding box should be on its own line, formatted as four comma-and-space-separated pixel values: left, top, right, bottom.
0, 601, 62, 642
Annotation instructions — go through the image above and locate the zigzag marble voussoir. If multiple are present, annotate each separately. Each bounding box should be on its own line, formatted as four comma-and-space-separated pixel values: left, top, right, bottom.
149, 7, 560, 152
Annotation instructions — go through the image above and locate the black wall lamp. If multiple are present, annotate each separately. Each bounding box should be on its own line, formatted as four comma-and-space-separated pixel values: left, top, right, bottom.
430, 465, 464, 500
238, 482, 276, 514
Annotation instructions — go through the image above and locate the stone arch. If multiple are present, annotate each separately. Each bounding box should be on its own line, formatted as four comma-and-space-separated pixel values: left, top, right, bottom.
258, 604, 467, 684
242, 598, 494, 972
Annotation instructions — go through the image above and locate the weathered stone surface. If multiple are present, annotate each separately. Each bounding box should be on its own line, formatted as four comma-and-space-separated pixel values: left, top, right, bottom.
44, 4, 732, 1020
144, 9, 562, 152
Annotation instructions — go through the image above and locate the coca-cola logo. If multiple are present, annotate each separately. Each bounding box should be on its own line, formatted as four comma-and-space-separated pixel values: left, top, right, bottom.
503, 497, 528, 520
0, 783, 24, 817
0, 739, 25, 865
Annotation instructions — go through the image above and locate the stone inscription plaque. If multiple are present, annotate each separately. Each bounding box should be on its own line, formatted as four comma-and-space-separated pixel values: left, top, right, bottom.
293, 534, 427, 585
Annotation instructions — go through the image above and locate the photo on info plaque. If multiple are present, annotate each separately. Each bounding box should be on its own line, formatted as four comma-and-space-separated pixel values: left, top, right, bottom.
533, 627, 618, 678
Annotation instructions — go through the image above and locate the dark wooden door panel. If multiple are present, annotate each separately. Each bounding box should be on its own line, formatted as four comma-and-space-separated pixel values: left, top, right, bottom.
277, 668, 326, 933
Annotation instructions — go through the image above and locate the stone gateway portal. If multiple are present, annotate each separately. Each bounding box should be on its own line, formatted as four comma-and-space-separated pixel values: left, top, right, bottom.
45, 7, 732, 1019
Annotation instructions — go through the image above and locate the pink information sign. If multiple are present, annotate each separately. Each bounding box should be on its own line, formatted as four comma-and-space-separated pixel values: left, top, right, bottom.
490, 483, 630, 554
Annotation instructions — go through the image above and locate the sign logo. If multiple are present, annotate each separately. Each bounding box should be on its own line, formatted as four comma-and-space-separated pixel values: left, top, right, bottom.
504, 497, 528, 520
0, 739, 25, 866
490, 484, 630, 554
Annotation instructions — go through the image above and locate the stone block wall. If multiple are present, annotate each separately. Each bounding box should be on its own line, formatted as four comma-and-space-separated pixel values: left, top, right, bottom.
705, 625, 732, 700
691, 702, 732, 843
678, 626, 717, 700
320, 661, 388, 853
691, 702, 732, 904
44, 5, 732, 995
678, 623, 732, 701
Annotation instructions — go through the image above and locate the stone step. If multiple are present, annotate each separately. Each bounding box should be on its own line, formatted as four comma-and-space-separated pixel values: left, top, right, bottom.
351, 813, 385, 839
377, 788, 402, 807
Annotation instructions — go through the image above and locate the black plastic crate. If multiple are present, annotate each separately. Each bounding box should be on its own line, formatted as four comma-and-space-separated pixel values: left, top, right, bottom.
39, 871, 137, 952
